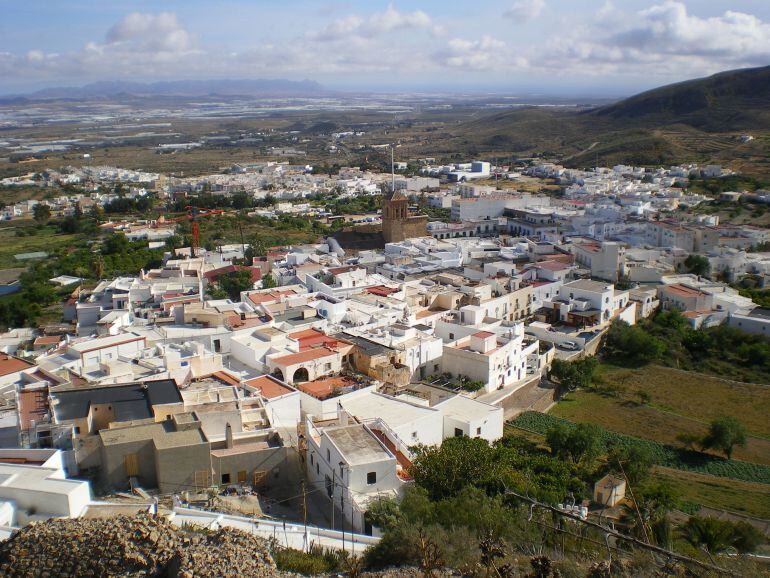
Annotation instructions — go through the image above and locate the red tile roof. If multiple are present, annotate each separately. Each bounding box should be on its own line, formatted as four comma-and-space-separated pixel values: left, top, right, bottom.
18, 387, 48, 430
663, 284, 708, 298
473, 330, 494, 338
288, 328, 345, 351
0, 354, 33, 377
203, 265, 261, 284
366, 285, 399, 297
295, 376, 356, 400
244, 375, 295, 399
247, 289, 296, 306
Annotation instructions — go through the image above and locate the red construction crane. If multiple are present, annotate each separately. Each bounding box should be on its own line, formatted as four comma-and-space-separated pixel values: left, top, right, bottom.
163, 206, 225, 256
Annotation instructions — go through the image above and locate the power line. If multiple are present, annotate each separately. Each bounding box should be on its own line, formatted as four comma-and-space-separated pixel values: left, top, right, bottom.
503, 487, 731, 575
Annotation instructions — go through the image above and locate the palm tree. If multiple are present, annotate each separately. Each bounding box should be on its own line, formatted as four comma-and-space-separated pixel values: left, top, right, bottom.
681, 517, 734, 555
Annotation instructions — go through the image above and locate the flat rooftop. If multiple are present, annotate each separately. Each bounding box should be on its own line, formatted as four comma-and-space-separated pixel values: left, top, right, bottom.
243, 375, 295, 399
341, 391, 438, 429
52, 379, 181, 422
436, 395, 501, 422
325, 424, 392, 466
563, 279, 611, 293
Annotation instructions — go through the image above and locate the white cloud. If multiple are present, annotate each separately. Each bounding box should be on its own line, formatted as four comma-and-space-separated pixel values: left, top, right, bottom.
503, 0, 546, 22
3, 2, 768, 90
105, 12, 195, 55
543, 1, 770, 77
436, 36, 519, 70
310, 3, 441, 42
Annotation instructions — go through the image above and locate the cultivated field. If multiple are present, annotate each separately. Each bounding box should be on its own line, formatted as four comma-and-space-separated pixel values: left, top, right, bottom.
653, 467, 770, 519
551, 364, 770, 465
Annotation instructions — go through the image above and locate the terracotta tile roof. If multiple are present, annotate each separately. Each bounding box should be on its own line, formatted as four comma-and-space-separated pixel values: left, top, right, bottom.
328, 265, 360, 276
288, 328, 346, 351
365, 285, 399, 297
296, 376, 356, 400
663, 284, 708, 298
203, 264, 261, 283
18, 387, 49, 430
537, 260, 570, 271
244, 375, 295, 399
473, 331, 494, 338
247, 289, 296, 306
416, 308, 447, 319
0, 353, 33, 377
209, 371, 241, 386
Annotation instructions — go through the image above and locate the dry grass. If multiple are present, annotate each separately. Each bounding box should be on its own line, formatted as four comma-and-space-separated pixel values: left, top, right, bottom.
653, 466, 770, 519
552, 365, 770, 465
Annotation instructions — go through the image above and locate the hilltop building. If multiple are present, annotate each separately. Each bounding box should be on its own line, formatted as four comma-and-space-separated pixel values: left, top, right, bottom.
381, 190, 427, 244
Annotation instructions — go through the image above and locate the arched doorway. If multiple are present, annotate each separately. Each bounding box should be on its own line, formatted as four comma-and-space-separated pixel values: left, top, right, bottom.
292, 367, 310, 383
271, 368, 284, 382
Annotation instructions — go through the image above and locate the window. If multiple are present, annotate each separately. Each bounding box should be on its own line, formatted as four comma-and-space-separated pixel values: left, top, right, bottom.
316, 463, 319, 474
434, 364, 439, 372
326, 448, 330, 462
213, 339, 221, 353
412, 431, 418, 440
367, 472, 377, 485
454, 428, 463, 437
310, 454, 314, 465
339, 464, 344, 476
74, 426, 81, 434
476, 427, 482, 436
166, 415, 172, 421
237, 470, 247, 484
221, 473, 231, 484
449, 333, 455, 340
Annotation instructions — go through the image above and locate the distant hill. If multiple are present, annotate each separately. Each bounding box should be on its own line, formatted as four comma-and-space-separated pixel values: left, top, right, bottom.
18, 78, 325, 100
431, 66, 770, 172
591, 65, 770, 131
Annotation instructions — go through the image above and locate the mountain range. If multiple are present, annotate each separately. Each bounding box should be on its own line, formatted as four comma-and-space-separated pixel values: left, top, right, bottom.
438, 65, 770, 173
10, 78, 326, 100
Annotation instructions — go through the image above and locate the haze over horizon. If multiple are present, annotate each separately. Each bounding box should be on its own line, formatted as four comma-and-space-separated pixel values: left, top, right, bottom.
2, 0, 770, 96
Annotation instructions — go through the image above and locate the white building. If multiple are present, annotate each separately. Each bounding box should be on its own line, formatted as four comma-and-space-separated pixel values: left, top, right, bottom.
0, 449, 91, 534
305, 420, 404, 534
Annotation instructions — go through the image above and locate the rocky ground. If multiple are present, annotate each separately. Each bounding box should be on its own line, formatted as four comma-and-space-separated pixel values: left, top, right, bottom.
0, 513, 277, 577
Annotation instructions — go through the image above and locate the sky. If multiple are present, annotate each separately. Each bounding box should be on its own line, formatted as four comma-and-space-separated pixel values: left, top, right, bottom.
1, 0, 770, 96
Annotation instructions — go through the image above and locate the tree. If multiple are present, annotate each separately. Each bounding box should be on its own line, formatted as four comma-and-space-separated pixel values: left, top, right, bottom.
261, 272, 277, 289
545, 423, 602, 466
33, 203, 51, 224
548, 357, 597, 392
409, 436, 503, 500
702, 416, 747, 459
620, 481, 678, 544
731, 521, 764, 554
684, 254, 711, 277
604, 320, 665, 366
675, 432, 702, 452
681, 516, 736, 554
215, 269, 255, 301
606, 444, 653, 485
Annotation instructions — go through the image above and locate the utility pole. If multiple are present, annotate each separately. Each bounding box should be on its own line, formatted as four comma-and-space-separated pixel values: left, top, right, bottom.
301, 480, 307, 531
391, 144, 395, 193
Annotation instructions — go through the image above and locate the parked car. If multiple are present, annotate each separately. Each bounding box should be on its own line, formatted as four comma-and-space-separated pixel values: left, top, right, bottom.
558, 341, 579, 351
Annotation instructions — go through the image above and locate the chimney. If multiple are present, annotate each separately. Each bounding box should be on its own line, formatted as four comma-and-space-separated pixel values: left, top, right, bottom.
225, 422, 234, 449
337, 402, 348, 426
